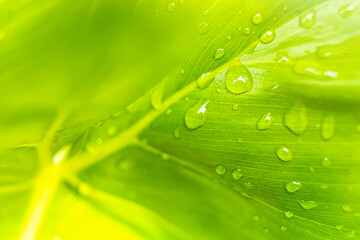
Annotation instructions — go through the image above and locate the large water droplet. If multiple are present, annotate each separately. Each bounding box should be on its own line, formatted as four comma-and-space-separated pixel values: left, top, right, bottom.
198, 22, 209, 34
260, 30, 275, 44
232, 169, 243, 180
321, 113, 335, 140
284, 211, 294, 218
299, 9, 316, 29
150, 88, 163, 110
184, 100, 209, 129
225, 63, 253, 94
299, 200, 318, 209
257, 112, 274, 130
284, 102, 308, 135
214, 48, 225, 60
197, 72, 215, 89
338, 3, 357, 19
276, 145, 293, 161
215, 164, 226, 175
285, 181, 302, 193
252, 13, 263, 24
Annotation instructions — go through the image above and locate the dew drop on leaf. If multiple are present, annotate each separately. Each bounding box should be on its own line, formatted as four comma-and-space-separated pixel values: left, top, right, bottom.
299, 200, 318, 209
243, 27, 251, 35
215, 164, 226, 175
299, 9, 316, 29
338, 3, 357, 19
321, 157, 331, 167
336, 225, 344, 231
275, 51, 290, 63
283, 102, 308, 135
232, 104, 239, 111
253, 214, 261, 221
260, 30, 275, 44
321, 113, 335, 140
342, 204, 352, 212
173, 128, 181, 139
197, 72, 215, 89
203, 10, 209, 16
168, 2, 175, 12
309, 166, 315, 173
96, 138, 103, 145
276, 145, 293, 161
280, 226, 287, 232
232, 169, 243, 180
256, 112, 274, 130
225, 63, 253, 94
284, 211, 294, 218
180, 69, 185, 74
285, 181, 302, 193
214, 48, 225, 60
198, 22, 209, 34
184, 100, 209, 129
315, 45, 340, 59
236, 137, 244, 143
251, 13, 263, 24
150, 88, 163, 110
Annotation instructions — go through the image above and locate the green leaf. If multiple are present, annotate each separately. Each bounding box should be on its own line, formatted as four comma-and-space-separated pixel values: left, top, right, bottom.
1, 0, 360, 239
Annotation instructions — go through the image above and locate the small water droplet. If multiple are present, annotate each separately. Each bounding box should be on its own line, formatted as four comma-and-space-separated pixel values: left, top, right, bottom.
227, 35, 232, 40
342, 204, 352, 212
299, 9, 316, 29
203, 9, 209, 16
232, 104, 239, 111
198, 22, 209, 34
285, 181, 302, 193
232, 169, 243, 180
236, 137, 244, 143
214, 48, 225, 60
216, 89, 221, 94
150, 88, 163, 110
321, 157, 331, 167
284, 211, 294, 218
281, 226, 287, 232
276, 51, 290, 63
180, 69, 185, 74
309, 166, 315, 173
168, 2, 176, 12
336, 225, 344, 231
253, 214, 261, 221
244, 181, 255, 189
185, 96, 190, 101
252, 13, 263, 24
284, 102, 308, 135
299, 200, 318, 209
215, 164, 226, 175
338, 3, 357, 19
243, 27, 251, 35
184, 100, 209, 129
166, 108, 172, 116
96, 138, 103, 145
316, 45, 340, 59
276, 145, 292, 161
225, 62, 253, 94
321, 113, 335, 140
197, 72, 215, 89
173, 128, 181, 139
260, 30, 275, 44
257, 112, 274, 130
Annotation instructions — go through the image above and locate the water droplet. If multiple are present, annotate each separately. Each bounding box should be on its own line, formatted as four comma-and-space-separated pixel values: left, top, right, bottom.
338, 3, 357, 19
96, 138, 103, 145
284, 102, 308, 135
243, 27, 251, 35
321, 113, 335, 140
232, 104, 239, 111
260, 30, 275, 44
321, 157, 331, 167
309, 166, 315, 173
166, 109, 172, 116
316, 45, 340, 59
276, 145, 292, 161
232, 169, 243, 180
197, 72, 215, 89
281, 226, 287, 232
253, 214, 261, 221
299, 200, 318, 209
284, 211, 294, 218
184, 100, 209, 129
53, 146, 69, 165
257, 112, 274, 130
185, 96, 189, 102
252, 13, 263, 24
285, 181, 302, 193
276, 51, 290, 63
180, 69, 185, 74
198, 22, 209, 34
168, 2, 175, 12
214, 48, 225, 60
244, 182, 255, 189
225, 63, 253, 94
236, 137, 243, 143
299, 9, 316, 29
150, 88, 163, 110
215, 164, 226, 175
216, 89, 221, 94
203, 10, 209, 16
342, 204, 352, 212
173, 128, 181, 139
336, 225, 344, 231
227, 35, 232, 40
293, 61, 338, 79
